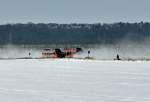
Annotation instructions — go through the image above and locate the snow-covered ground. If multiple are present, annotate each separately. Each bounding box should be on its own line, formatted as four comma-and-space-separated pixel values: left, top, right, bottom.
0, 59, 150, 102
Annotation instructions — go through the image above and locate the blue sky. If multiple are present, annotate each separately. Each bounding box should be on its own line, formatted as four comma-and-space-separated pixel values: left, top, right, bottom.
0, 0, 149, 24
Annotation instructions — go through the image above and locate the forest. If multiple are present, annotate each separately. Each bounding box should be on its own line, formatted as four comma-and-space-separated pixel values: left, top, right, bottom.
0, 22, 149, 45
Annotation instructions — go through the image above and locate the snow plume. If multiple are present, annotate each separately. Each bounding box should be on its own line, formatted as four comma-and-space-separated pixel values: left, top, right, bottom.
81, 42, 150, 60
77, 46, 117, 60
0, 45, 41, 58
0, 42, 150, 60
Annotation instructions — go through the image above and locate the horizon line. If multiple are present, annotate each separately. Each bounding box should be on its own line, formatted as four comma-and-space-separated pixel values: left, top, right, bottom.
0, 21, 148, 25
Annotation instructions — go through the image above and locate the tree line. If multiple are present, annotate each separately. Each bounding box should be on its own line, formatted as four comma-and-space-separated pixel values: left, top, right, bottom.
0, 22, 149, 45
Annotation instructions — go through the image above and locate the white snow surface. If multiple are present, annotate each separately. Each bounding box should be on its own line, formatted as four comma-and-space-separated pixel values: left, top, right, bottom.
0, 59, 150, 102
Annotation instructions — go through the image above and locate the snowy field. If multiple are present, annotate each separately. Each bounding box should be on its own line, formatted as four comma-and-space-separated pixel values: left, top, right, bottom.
0, 59, 150, 102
